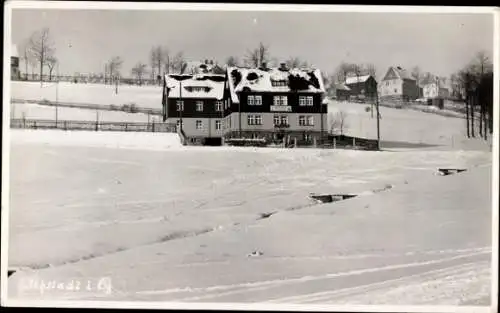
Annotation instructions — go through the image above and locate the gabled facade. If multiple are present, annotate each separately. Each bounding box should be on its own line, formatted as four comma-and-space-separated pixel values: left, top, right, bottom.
344, 75, 378, 101
224, 64, 328, 145
162, 73, 227, 144
379, 66, 418, 101
422, 78, 450, 100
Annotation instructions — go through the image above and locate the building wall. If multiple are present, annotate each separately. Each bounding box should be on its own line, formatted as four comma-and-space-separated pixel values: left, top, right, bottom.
423, 83, 439, 99
379, 78, 403, 98
168, 117, 224, 138
11, 56, 20, 80
166, 97, 227, 119
402, 79, 418, 100
346, 77, 378, 100
225, 112, 327, 135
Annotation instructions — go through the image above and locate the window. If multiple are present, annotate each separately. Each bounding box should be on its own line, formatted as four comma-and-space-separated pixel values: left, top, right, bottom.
299, 96, 313, 106
255, 115, 262, 125
196, 120, 203, 130
215, 100, 223, 112
273, 96, 288, 106
215, 120, 222, 130
272, 80, 288, 87
247, 95, 262, 106
307, 116, 314, 126
273, 115, 280, 126
176, 100, 184, 111
254, 95, 262, 105
247, 115, 256, 126
247, 95, 255, 106
299, 115, 306, 126
196, 101, 203, 112
274, 115, 288, 126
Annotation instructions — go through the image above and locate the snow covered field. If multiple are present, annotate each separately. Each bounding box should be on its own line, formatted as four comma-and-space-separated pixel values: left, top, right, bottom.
10, 102, 155, 123
10, 82, 163, 109
329, 100, 492, 151
7, 129, 493, 306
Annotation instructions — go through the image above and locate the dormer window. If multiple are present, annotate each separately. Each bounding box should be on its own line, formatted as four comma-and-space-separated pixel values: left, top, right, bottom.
186, 86, 211, 93
271, 80, 288, 87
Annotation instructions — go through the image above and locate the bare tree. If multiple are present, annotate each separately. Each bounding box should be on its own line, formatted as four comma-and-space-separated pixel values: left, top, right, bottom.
335, 62, 355, 84
285, 57, 308, 69
28, 27, 56, 83
328, 111, 349, 135
363, 63, 377, 79
108, 56, 123, 82
226, 56, 239, 67
411, 66, 422, 98
171, 51, 185, 73
46, 56, 57, 81
245, 42, 270, 68
151, 46, 168, 84
131, 62, 148, 85
19, 40, 32, 80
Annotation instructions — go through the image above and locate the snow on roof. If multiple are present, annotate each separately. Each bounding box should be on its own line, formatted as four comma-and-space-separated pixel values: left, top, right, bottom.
336, 83, 351, 91
227, 66, 326, 104
11, 44, 19, 57
345, 75, 371, 85
164, 74, 225, 100
393, 66, 414, 80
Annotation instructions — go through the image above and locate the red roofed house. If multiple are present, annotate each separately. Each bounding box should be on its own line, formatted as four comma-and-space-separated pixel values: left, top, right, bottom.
379, 66, 418, 101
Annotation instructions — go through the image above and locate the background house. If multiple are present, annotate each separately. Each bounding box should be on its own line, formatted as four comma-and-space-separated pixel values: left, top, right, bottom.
379, 66, 418, 101
335, 83, 351, 101
422, 77, 450, 100
344, 74, 377, 102
11, 44, 20, 80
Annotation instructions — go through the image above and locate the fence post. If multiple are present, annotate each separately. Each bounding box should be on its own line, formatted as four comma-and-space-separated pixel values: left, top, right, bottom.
333, 137, 336, 149
353, 137, 356, 147
125, 123, 128, 132
34, 121, 37, 129
152, 122, 155, 132
64, 121, 67, 130
313, 137, 317, 147
294, 137, 297, 148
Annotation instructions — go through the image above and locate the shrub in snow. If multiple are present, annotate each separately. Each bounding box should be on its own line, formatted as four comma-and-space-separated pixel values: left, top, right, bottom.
365, 106, 371, 112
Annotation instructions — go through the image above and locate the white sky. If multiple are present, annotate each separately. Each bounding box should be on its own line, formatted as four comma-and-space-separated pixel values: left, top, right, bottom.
10, 8, 494, 79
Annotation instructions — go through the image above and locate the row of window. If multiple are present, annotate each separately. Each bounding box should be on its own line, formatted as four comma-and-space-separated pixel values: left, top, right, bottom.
176, 96, 315, 111
175, 115, 316, 130
177, 100, 224, 112
176, 120, 223, 130
246, 115, 315, 126
249, 95, 314, 106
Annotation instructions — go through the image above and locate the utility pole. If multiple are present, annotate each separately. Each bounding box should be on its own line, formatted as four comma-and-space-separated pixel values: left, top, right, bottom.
55, 61, 59, 126
376, 89, 381, 150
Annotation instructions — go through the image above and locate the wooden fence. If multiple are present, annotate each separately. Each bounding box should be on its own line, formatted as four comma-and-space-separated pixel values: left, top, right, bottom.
10, 118, 177, 133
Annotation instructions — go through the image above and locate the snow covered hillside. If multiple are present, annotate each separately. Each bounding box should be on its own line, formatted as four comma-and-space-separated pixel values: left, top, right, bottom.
328, 100, 492, 151
10, 102, 154, 123
10, 82, 163, 109
7, 129, 492, 305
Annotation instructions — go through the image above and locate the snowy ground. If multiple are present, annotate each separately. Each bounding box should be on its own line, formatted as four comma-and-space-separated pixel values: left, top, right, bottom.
329, 100, 492, 151
10, 82, 163, 109
10, 102, 155, 123
7, 129, 493, 306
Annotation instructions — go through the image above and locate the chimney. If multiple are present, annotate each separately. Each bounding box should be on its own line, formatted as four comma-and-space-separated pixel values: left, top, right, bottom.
205, 59, 209, 64
280, 63, 287, 71
260, 62, 267, 70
